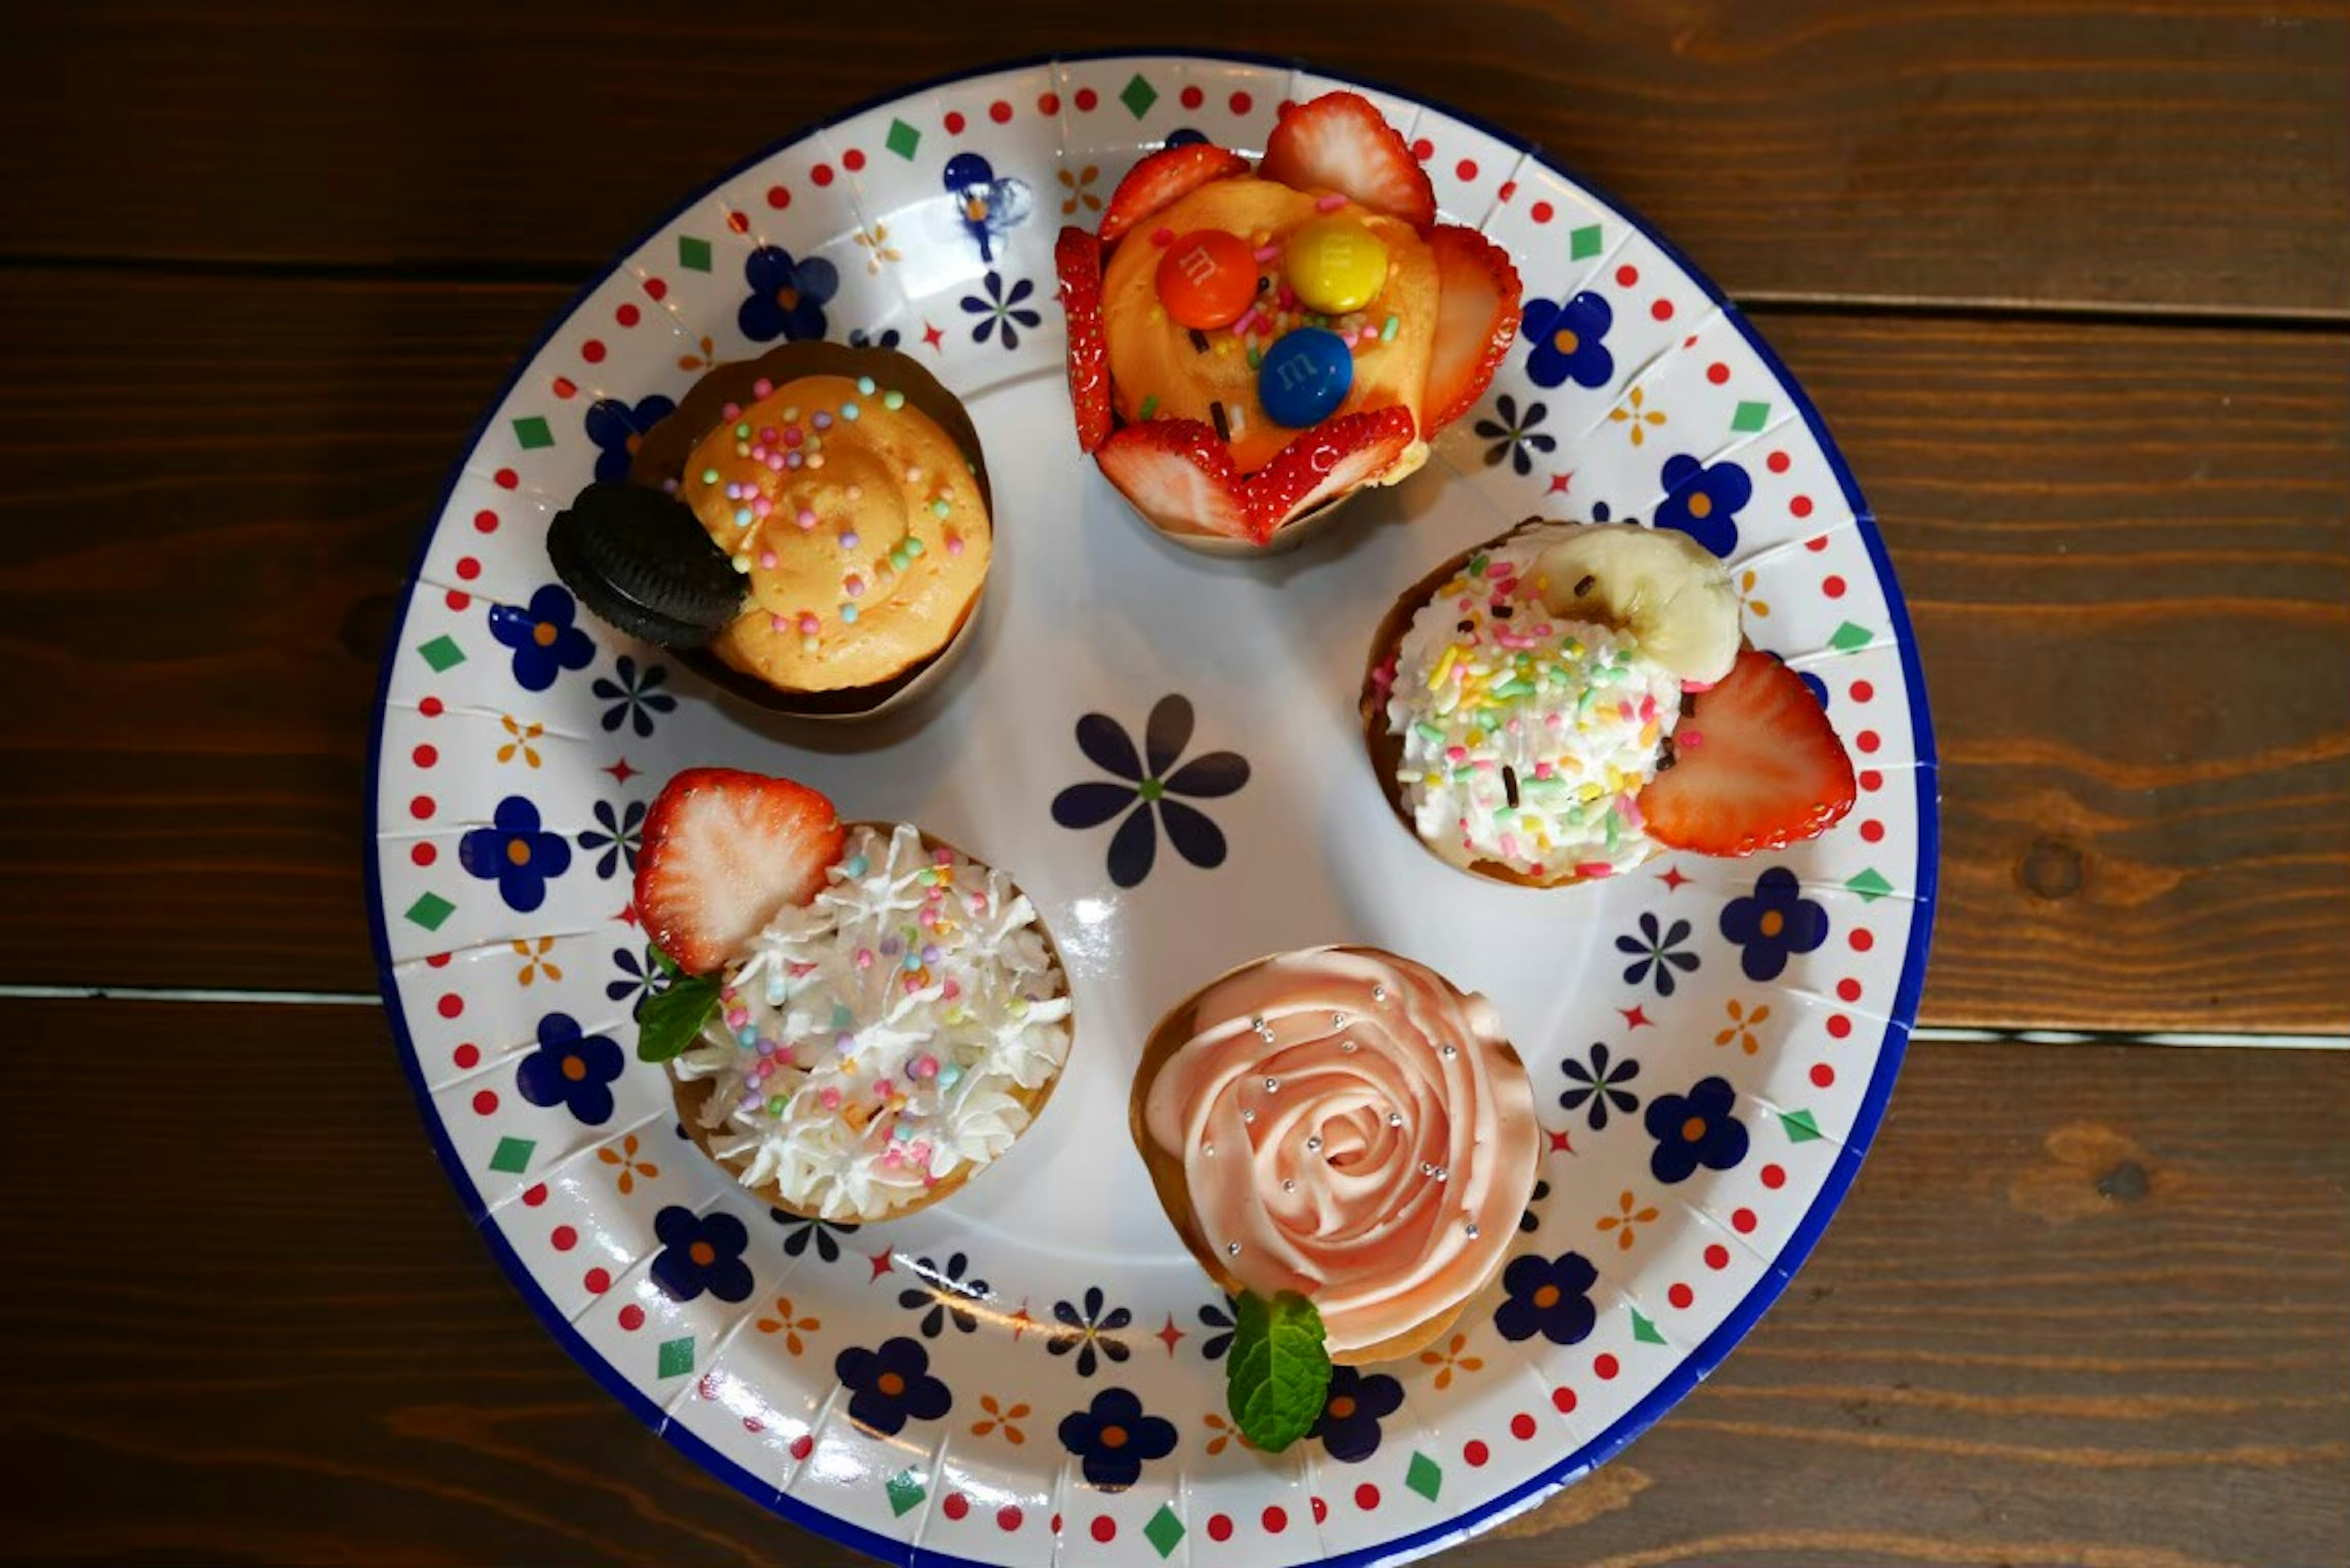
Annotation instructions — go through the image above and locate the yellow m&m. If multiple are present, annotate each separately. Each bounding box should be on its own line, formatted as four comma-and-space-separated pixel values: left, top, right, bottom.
1282, 217, 1389, 314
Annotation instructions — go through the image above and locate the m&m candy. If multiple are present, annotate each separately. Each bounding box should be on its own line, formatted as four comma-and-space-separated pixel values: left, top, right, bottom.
1283, 217, 1389, 315
1257, 327, 1354, 427
1155, 230, 1258, 329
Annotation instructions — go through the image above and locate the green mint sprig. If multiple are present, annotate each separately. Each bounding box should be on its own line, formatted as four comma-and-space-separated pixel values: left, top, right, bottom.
1225, 1290, 1332, 1453
634, 945, 721, 1063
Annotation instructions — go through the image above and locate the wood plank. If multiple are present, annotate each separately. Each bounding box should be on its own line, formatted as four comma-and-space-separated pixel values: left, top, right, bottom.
3, 1, 2346, 314
2, 272, 2343, 1026
0, 999, 2341, 1564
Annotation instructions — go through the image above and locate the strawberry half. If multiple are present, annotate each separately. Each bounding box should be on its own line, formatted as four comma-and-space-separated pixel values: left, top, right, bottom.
1258, 91, 1436, 230
1245, 406, 1419, 542
1099, 143, 1250, 246
1094, 419, 1253, 540
1639, 651, 1857, 857
1056, 225, 1113, 454
634, 769, 845, 974
1421, 224, 1523, 432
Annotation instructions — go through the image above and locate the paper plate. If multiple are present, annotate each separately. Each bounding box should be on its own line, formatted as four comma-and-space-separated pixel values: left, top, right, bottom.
365, 50, 1938, 1568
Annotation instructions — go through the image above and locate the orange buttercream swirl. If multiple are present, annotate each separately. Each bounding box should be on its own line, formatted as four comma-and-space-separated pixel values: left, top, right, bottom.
1141, 947, 1538, 1356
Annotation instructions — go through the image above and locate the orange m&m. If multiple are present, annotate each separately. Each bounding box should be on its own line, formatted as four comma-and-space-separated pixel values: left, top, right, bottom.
1154, 230, 1259, 329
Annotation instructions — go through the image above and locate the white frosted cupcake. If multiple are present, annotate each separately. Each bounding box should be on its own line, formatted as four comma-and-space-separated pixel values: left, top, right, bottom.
633, 769, 1072, 1222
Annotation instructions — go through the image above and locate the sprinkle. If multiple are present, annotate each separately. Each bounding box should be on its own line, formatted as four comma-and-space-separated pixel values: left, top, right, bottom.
1226, 1241, 1242, 1255
1306, 1136, 1322, 1152
839, 603, 857, 623
1429, 645, 1460, 690
904, 465, 923, 483
845, 574, 865, 597
1380, 314, 1400, 342
1137, 395, 1159, 420
883, 389, 905, 409
938, 1064, 962, 1089
812, 411, 834, 431
1315, 192, 1346, 212
930, 498, 951, 518
1263, 1076, 1279, 1093
946, 532, 964, 556
722, 402, 742, 419
1188, 327, 1212, 354
806, 454, 824, 469
854, 947, 875, 970
734, 422, 752, 440
840, 401, 860, 422
1413, 721, 1445, 744
819, 1086, 843, 1111
1151, 226, 1176, 247
1209, 400, 1230, 442
1388, 1111, 1405, 1127
1253, 244, 1280, 263
1464, 1222, 1480, 1239
1372, 984, 1387, 1002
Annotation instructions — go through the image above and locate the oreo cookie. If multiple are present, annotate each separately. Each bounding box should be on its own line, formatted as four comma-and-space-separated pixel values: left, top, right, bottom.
547, 482, 744, 649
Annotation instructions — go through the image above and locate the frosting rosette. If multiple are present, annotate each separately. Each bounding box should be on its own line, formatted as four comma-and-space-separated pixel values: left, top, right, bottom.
1134, 946, 1540, 1361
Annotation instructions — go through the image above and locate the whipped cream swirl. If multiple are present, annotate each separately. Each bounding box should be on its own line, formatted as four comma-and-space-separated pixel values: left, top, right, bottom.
675, 823, 1070, 1221
1141, 947, 1538, 1355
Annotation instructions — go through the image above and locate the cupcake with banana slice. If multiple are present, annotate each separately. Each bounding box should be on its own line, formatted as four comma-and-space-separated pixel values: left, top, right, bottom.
547, 342, 991, 719
1360, 520, 1856, 885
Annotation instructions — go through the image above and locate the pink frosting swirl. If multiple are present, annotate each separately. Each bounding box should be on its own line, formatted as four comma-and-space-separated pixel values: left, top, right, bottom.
1141, 947, 1539, 1356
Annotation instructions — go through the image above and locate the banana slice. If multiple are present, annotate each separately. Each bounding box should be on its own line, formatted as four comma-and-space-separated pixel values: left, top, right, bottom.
1532, 522, 1740, 685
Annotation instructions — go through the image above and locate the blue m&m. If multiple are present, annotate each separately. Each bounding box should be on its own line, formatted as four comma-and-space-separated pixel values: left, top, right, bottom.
1256, 327, 1354, 428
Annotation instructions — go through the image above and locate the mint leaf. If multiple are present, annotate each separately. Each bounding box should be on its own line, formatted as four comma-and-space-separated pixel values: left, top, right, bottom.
635, 972, 720, 1062
649, 944, 685, 979
1225, 1290, 1332, 1453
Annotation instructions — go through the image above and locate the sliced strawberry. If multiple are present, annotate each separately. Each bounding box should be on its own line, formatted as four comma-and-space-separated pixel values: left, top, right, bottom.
1099, 143, 1250, 246
1638, 651, 1857, 857
1421, 224, 1523, 432
1245, 406, 1419, 542
634, 769, 845, 974
1094, 419, 1253, 541
1258, 91, 1436, 229
1056, 225, 1113, 454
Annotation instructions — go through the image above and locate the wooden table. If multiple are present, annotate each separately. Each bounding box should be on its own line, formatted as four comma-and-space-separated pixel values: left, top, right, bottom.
4, 5, 2345, 1564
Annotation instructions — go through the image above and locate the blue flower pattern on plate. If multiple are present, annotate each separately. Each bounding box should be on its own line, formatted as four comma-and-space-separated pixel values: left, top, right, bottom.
1312, 1364, 1405, 1463
835, 1335, 952, 1438
1048, 1285, 1132, 1378
961, 271, 1041, 349
1474, 393, 1556, 476
1559, 1041, 1641, 1130
771, 1210, 860, 1263
897, 1252, 991, 1338
576, 799, 644, 881
593, 654, 676, 737
1522, 291, 1614, 389
458, 795, 572, 913
649, 1206, 753, 1303
1051, 694, 1248, 889
488, 584, 596, 693
1617, 912, 1699, 996
1494, 1249, 1600, 1345
739, 246, 838, 343
605, 942, 671, 1007
583, 394, 676, 485
1654, 452, 1753, 558
942, 152, 1034, 264
1645, 1075, 1750, 1184
1721, 865, 1830, 981
513, 1011, 624, 1126
1059, 1387, 1177, 1490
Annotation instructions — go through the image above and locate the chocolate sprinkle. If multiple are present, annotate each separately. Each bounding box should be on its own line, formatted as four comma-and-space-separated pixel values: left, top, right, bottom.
1502, 764, 1521, 808
1209, 399, 1231, 442
1655, 737, 1677, 772
1574, 573, 1597, 597
1188, 327, 1211, 354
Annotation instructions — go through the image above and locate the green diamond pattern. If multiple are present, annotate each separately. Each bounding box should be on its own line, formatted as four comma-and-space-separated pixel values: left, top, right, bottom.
417, 634, 466, 673
487, 1135, 536, 1173
1781, 1108, 1825, 1144
1569, 223, 1603, 260
657, 1336, 695, 1379
1120, 72, 1158, 119
1729, 400, 1771, 434
885, 117, 922, 160
1404, 1449, 1442, 1501
1829, 621, 1874, 652
677, 234, 714, 272
403, 891, 455, 931
1630, 1308, 1666, 1345
1846, 867, 1895, 903
885, 1469, 925, 1517
512, 415, 554, 449
1144, 1503, 1185, 1558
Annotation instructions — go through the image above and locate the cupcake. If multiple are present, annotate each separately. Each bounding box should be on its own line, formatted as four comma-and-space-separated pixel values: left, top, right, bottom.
1133, 946, 1539, 1365
1056, 91, 1522, 551
550, 342, 991, 718
632, 768, 1072, 1223
1362, 520, 1856, 886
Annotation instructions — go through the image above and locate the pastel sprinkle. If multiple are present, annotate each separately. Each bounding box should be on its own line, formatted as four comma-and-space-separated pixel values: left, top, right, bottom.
840, 531, 860, 550
946, 532, 964, 556
930, 499, 950, 518
1138, 395, 1159, 420
911, 1053, 940, 1080
840, 401, 860, 421
813, 411, 834, 430
1380, 314, 1400, 341
796, 507, 818, 529
797, 612, 819, 635
1253, 243, 1280, 263
882, 389, 905, 409
1150, 226, 1176, 246
856, 375, 876, 395
819, 1087, 843, 1110
734, 422, 752, 439
758, 550, 777, 569
905, 536, 926, 557
701, 468, 720, 485
845, 575, 865, 597
840, 603, 858, 623
1315, 192, 1347, 212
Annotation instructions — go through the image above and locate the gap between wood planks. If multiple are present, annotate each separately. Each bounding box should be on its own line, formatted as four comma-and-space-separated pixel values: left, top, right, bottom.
1, 252, 2346, 335
0, 984, 2341, 1049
